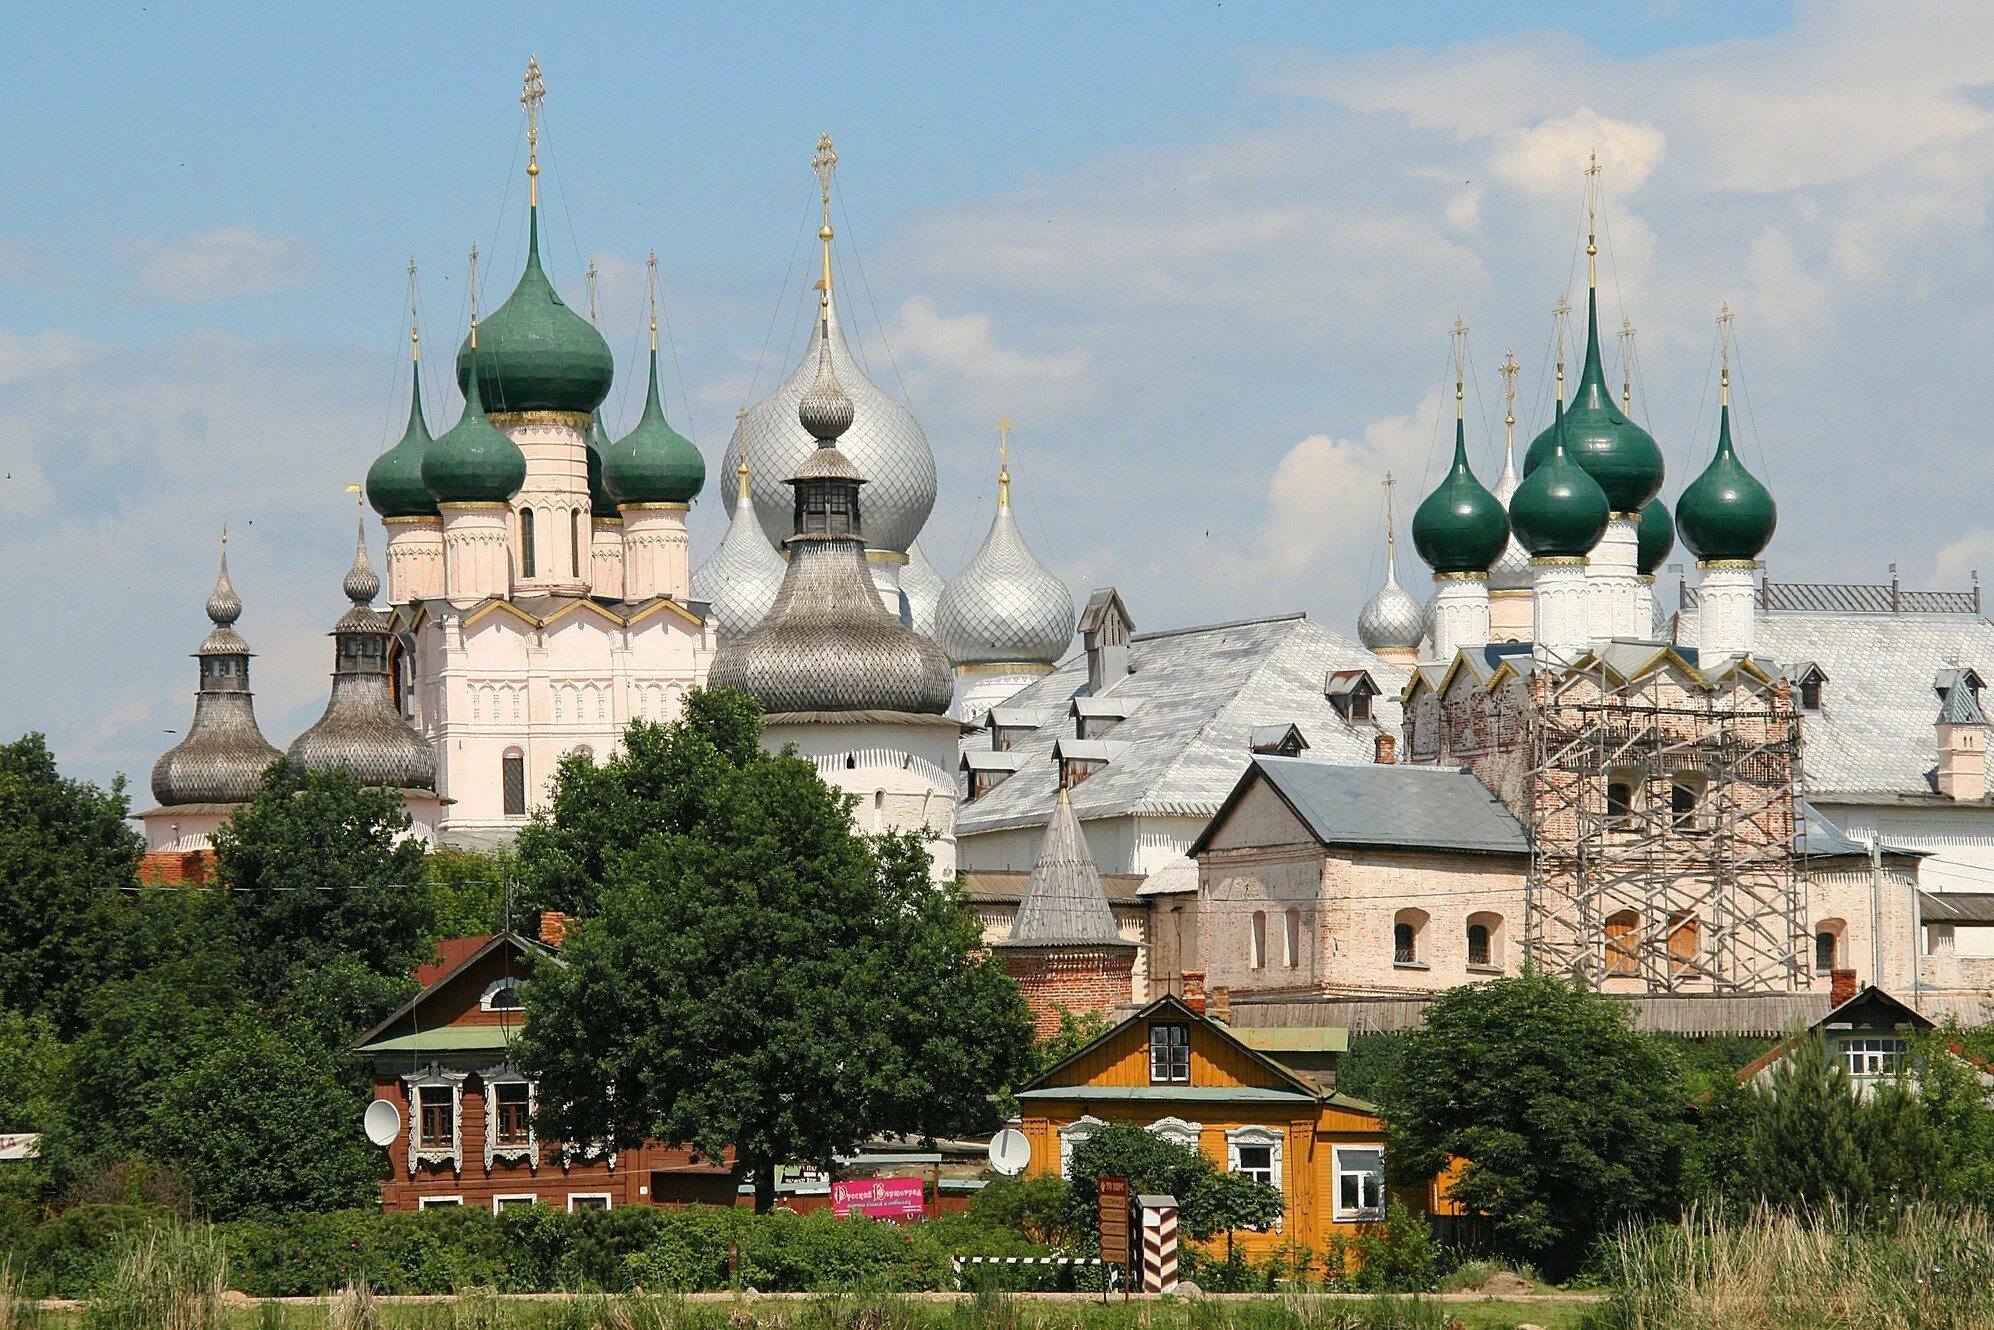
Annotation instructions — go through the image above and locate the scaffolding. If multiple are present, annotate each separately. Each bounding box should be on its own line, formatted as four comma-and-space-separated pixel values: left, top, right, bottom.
1522, 658, 1807, 993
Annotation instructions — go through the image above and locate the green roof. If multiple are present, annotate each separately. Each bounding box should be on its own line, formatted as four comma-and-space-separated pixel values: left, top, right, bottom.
1510, 404, 1610, 558
353, 1025, 515, 1055
1014, 1085, 1315, 1104
455, 205, 613, 416
423, 346, 527, 504
366, 361, 439, 518
1523, 287, 1665, 513
1411, 415, 1509, 574
1637, 497, 1676, 575
1676, 397, 1775, 563
603, 347, 705, 505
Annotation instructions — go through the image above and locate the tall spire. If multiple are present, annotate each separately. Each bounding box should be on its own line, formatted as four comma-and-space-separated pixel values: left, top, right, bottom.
1618, 317, 1636, 413
343, 514, 381, 607
467, 245, 481, 349
522, 55, 544, 209
812, 131, 838, 309
1384, 471, 1400, 580
586, 260, 600, 326
1498, 348, 1520, 481
1412, 318, 1508, 577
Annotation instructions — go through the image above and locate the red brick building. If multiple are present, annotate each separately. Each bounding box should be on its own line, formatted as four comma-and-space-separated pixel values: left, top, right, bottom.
352, 932, 736, 1212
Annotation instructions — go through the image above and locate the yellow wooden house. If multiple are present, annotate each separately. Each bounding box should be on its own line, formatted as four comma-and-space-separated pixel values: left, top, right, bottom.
1013, 994, 1412, 1266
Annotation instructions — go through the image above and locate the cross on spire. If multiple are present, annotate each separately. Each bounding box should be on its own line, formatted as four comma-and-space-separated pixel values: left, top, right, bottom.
1383, 470, 1398, 562
1584, 149, 1601, 277
1499, 347, 1519, 434
1618, 316, 1637, 409
522, 56, 545, 204
1718, 302, 1735, 398
995, 415, 1015, 509
1552, 296, 1572, 382
1450, 317, 1468, 418
812, 132, 838, 309
585, 260, 600, 327
406, 257, 420, 361
647, 251, 660, 351
467, 245, 481, 346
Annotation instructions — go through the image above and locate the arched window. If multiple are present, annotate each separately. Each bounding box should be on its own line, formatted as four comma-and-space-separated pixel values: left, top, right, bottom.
571, 510, 583, 578
519, 508, 537, 579
1393, 908, 1427, 966
1605, 770, 1640, 830
1284, 908, 1301, 969
1814, 919, 1845, 974
1250, 911, 1267, 970
502, 749, 527, 818
479, 977, 525, 1012
1667, 912, 1701, 980
1670, 772, 1707, 833
1604, 910, 1641, 977
1466, 912, 1504, 970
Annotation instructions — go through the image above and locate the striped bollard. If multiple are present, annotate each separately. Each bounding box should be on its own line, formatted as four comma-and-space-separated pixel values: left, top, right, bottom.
1137, 1194, 1179, 1294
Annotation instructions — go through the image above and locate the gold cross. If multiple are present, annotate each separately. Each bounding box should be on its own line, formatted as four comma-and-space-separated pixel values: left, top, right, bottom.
1618, 317, 1636, 406
1499, 348, 1519, 426
812, 132, 838, 206
406, 257, 420, 359
522, 57, 545, 155
646, 251, 659, 348
585, 260, 600, 326
1718, 302, 1734, 383
996, 415, 1015, 460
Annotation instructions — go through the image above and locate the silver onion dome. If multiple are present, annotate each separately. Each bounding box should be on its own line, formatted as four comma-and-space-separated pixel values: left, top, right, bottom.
934, 474, 1075, 668
726, 298, 935, 557
1358, 564, 1425, 652
287, 527, 437, 790
151, 541, 283, 806
1488, 446, 1532, 592
709, 312, 953, 716
692, 462, 787, 639
901, 541, 944, 637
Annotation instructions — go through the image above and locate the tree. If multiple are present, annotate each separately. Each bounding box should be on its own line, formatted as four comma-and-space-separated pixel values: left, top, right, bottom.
1191, 1167, 1288, 1266
214, 761, 431, 1002
515, 689, 1033, 1211
422, 845, 513, 943
139, 1014, 381, 1219
1065, 1123, 1283, 1253
0, 734, 143, 1035
1383, 973, 1690, 1277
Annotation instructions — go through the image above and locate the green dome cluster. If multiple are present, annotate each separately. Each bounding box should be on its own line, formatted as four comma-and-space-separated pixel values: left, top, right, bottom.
1511, 406, 1610, 558
1524, 289, 1665, 513
422, 349, 527, 504
366, 362, 440, 519
1637, 498, 1675, 575
455, 208, 613, 416
1412, 416, 1510, 574
1676, 397, 1776, 563
603, 348, 706, 506
586, 410, 617, 517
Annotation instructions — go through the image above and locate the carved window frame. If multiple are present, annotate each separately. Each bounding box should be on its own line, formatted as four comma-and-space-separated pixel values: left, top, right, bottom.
478, 1062, 539, 1174
1058, 1114, 1107, 1179
402, 1064, 468, 1176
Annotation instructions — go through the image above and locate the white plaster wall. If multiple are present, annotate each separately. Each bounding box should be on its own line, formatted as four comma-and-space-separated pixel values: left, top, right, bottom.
958, 813, 1201, 876
1809, 865, 1919, 994
1814, 799, 1994, 957
771, 719, 961, 878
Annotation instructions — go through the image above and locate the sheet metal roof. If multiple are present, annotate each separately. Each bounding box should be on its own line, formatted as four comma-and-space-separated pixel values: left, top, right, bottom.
1223, 755, 1529, 857
1000, 792, 1134, 948
1747, 611, 1994, 800
1918, 890, 1994, 924
958, 614, 1409, 836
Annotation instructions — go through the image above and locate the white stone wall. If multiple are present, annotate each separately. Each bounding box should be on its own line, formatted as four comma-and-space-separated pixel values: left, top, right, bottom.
1586, 516, 1642, 641
958, 813, 1203, 876
770, 718, 962, 878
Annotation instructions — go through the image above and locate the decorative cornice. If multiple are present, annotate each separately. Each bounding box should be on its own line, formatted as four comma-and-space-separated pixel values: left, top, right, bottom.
490, 409, 592, 431
865, 549, 911, 566
1530, 556, 1589, 568
1698, 559, 1760, 571
438, 501, 513, 513
620, 502, 691, 514
955, 661, 1057, 678
384, 516, 445, 529
1432, 571, 1489, 583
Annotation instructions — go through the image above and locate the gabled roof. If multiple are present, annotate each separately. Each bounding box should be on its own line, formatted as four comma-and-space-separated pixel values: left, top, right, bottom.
958, 614, 1410, 836
1190, 755, 1529, 858
351, 932, 557, 1055
1016, 994, 1322, 1101
1938, 679, 1987, 726
1735, 985, 1935, 1083
1918, 891, 1994, 923
1078, 588, 1135, 636
961, 750, 1028, 773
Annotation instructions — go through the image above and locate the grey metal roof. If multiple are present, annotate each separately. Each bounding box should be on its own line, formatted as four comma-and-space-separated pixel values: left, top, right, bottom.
999, 791, 1133, 948
1236, 755, 1529, 856
1747, 611, 1994, 799
1682, 579, 1981, 615
1919, 890, 1994, 924
958, 614, 1410, 836
1939, 680, 1987, 725
961, 750, 1028, 773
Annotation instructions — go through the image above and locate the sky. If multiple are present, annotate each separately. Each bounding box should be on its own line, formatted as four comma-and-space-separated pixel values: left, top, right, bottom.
13, 0, 1994, 794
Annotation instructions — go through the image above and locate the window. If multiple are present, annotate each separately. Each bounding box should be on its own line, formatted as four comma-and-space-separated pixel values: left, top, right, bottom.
1250, 911, 1267, 970
1149, 1024, 1190, 1084
1667, 912, 1701, 980
1800, 671, 1825, 710
1333, 1145, 1385, 1222
1284, 909, 1301, 969
1147, 1117, 1202, 1150
1842, 1037, 1909, 1079
1465, 912, 1503, 970
480, 977, 525, 1012
1393, 908, 1427, 967
1466, 923, 1491, 968
1349, 692, 1372, 722
1058, 1116, 1105, 1178
503, 750, 527, 818
568, 1194, 612, 1212
519, 508, 536, 579
571, 510, 583, 578
1606, 772, 1639, 829
1235, 1144, 1275, 1185
494, 1082, 531, 1147
418, 1085, 455, 1149
418, 1196, 462, 1210
1228, 1126, 1283, 1191
1814, 921, 1844, 974
1604, 910, 1641, 978
492, 1194, 537, 1213
1670, 773, 1706, 833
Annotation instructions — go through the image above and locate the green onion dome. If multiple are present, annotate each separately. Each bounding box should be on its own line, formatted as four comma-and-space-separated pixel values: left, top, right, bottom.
366, 360, 439, 519
603, 345, 706, 506
1412, 414, 1510, 575
1523, 289, 1665, 513
1676, 391, 1775, 563
455, 207, 613, 415
1636, 497, 1675, 575
1510, 405, 1610, 558
422, 346, 527, 504
586, 410, 617, 517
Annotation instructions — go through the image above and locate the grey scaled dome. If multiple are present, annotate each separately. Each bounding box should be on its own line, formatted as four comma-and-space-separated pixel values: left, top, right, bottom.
901, 541, 944, 637
692, 463, 787, 638
286, 529, 437, 791
1358, 564, 1425, 652
726, 299, 935, 556
934, 480, 1075, 668
1487, 448, 1532, 592
151, 544, 283, 806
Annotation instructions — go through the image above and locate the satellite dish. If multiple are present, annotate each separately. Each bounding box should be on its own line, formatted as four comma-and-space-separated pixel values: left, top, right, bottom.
988, 1127, 1030, 1177
363, 1098, 402, 1147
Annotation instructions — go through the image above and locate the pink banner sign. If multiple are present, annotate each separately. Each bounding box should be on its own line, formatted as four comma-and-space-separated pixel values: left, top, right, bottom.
831, 1176, 927, 1220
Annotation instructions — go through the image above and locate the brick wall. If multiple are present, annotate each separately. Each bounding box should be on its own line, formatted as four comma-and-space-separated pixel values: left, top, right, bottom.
1002, 946, 1137, 1039
138, 849, 216, 886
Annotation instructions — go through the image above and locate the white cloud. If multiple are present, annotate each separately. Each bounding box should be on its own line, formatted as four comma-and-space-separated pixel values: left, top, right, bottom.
122, 227, 316, 303
1489, 109, 1666, 197
885, 295, 1090, 415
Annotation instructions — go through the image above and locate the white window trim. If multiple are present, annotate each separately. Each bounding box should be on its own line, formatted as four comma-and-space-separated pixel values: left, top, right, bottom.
567, 1192, 613, 1212
418, 1195, 463, 1209
1147, 1117, 1203, 1149
1332, 1142, 1387, 1223
479, 977, 526, 1013
491, 1193, 537, 1213
1058, 1114, 1107, 1179
402, 1065, 468, 1177
478, 1062, 540, 1174
1226, 1124, 1284, 1191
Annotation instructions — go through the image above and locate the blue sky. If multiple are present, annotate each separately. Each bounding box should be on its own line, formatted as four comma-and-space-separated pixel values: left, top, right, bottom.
21, 0, 1994, 793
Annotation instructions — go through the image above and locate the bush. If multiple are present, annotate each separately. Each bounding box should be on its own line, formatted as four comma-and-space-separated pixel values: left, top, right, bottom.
6, 1204, 176, 1298
967, 1176, 1080, 1248
81, 1225, 227, 1330
1351, 1201, 1440, 1293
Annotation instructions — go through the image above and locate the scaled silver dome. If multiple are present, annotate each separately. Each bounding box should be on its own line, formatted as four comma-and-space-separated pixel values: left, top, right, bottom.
726, 298, 935, 557
934, 482, 1075, 668
692, 463, 787, 639
1488, 448, 1532, 592
151, 543, 283, 806
287, 529, 437, 791
901, 541, 944, 638
1358, 563, 1425, 652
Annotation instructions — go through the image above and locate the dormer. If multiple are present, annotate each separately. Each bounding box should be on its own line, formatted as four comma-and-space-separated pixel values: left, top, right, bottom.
984, 706, 1042, 753
1935, 667, 1985, 707
1792, 662, 1829, 712
961, 749, 1027, 800
1250, 724, 1310, 757
1071, 694, 1138, 739
1324, 669, 1380, 723
1079, 588, 1136, 696
1054, 737, 1127, 789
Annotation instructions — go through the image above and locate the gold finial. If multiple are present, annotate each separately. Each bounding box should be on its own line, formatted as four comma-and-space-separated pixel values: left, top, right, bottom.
220, 523, 228, 553
585, 260, 600, 327
1498, 348, 1519, 429
811, 132, 838, 310
1584, 149, 1601, 285
1552, 296, 1571, 391
406, 257, 420, 361
346, 483, 365, 508
1617, 316, 1637, 410
646, 250, 659, 353
1450, 316, 1468, 419
1718, 302, 1734, 404
995, 415, 1015, 510
467, 245, 481, 348
1383, 471, 1398, 565
736, 458, 752, 502
522, 56, 545, 206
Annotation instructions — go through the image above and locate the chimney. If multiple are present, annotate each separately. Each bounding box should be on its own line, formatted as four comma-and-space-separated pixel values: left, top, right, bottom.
1181, 970, 1207, 1016
1936, 679, 1988, 801
1208, 984, 1230, 1025
539, 911, 570, 949
1374, 733, 1397, 765
1830, 967, 1857, 1007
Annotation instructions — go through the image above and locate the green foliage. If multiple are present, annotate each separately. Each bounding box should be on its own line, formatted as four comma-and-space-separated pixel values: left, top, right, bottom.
423, 846, 514, 942
1025, 1007, 1110, 1080
1381, 972, 1691, 1278
0, 1009, 68, 1134
1333, 1033, 1408, 1106
79, 1224, 227, 1330
1350, 1200, 1440, 1294
1, 1204, 178, 1299
0, 734, 142, 1037
516, 689, 1031, 1210
214, 761, 432, 1004
968, 1176, 1082, 1249
1066, 1123, 1284, 1255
